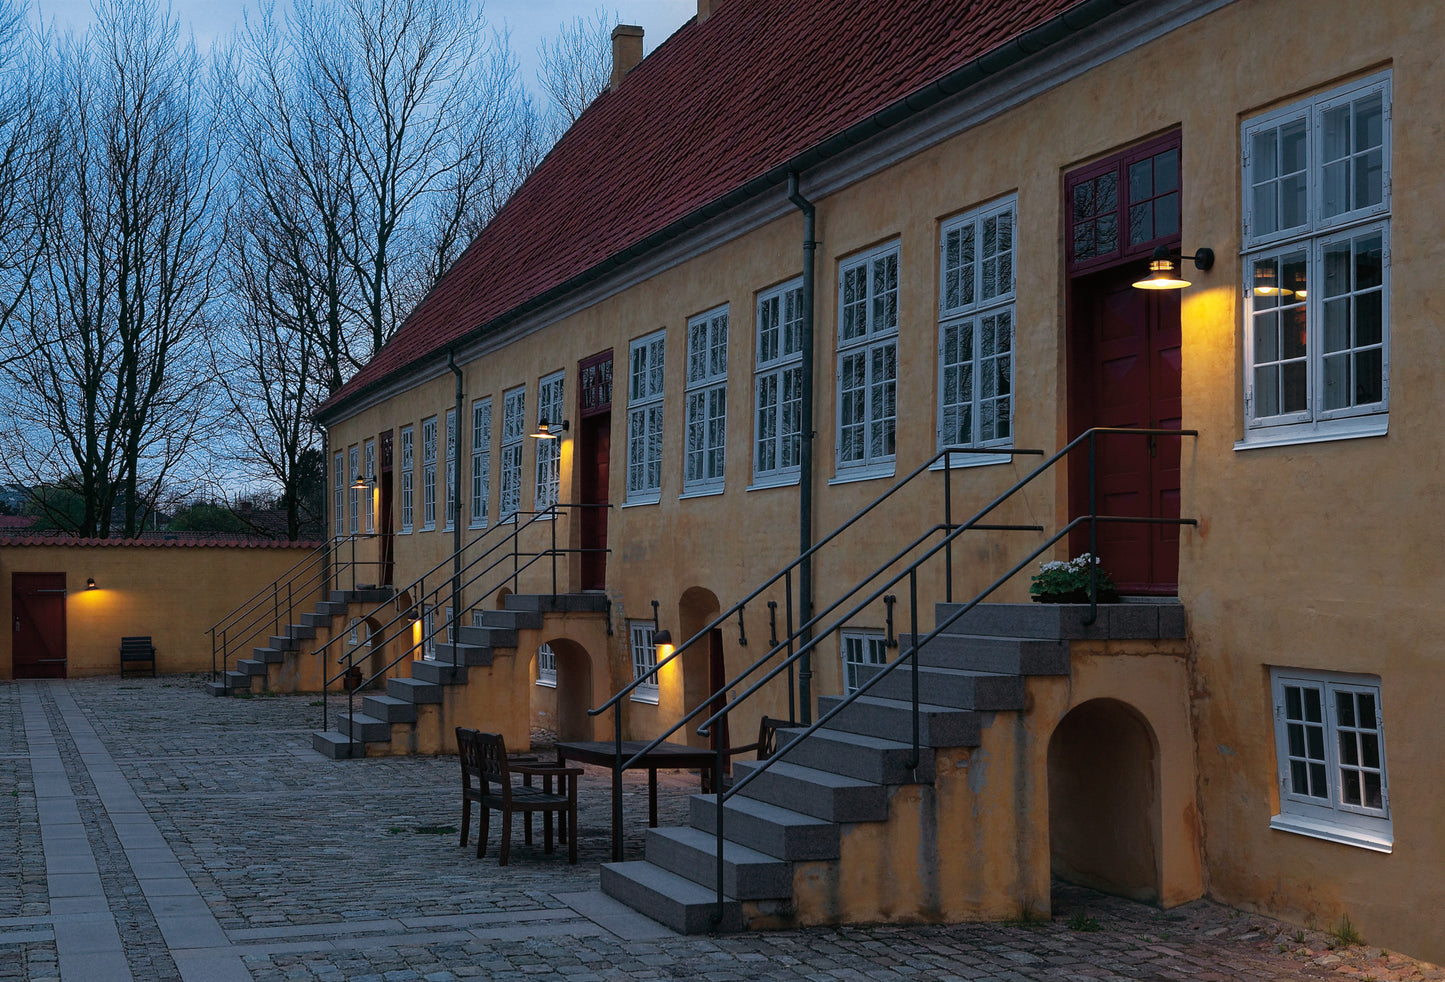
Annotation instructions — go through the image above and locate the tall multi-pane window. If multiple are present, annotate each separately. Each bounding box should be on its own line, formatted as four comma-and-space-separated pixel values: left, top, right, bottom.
444, 408, 458, 530
500, 387, 526, 519
938, 197, 1016, 461
400, 425, 414, 532
627, 330, 666, 504
1270, 668, 1390, 851
536, 643, 557, 686
363, 439, 376, 533
470, 398, 490, 529
840, 630, 888, 695
754, 279, 804, 486
347, 445, 359, 534
333, 450, 344, 538
684, 306, 728, 494
628, 620, 659, 703
535, 371, 564, 510
1242, 72, 1390, 446
421, 416, 437, 530
836, 243, 899, 477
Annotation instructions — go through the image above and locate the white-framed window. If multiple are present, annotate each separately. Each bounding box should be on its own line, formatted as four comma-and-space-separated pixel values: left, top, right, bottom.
421, 416, 437, 530
683, 306, 728, 495
347, 445, 359, 535
1270, 667, 1390, 852
363, 439, 376, 533
348, 618, 360, 646
835, 242, 899, 479
754, 279, 804, 487
332, 450, 344, 538
627, 330, 666, 504
628, 620, 659, 703
1241, 72, 1390, 448
841, 630, 888, 695
421, 605, 436, 658
535, 371, 564, 511
536, 643, 557, 687
400, 425, 414, 533
443, 605, 454, 643
500, 386, 525, 519
938, 197, 1016, 464
470, 398, 490, 529
444, 408, 458, 530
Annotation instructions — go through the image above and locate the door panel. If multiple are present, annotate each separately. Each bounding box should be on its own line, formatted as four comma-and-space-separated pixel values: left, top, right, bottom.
13, 573, 67, 679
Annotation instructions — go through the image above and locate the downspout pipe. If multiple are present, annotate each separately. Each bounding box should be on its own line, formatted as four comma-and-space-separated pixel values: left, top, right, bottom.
448, 351, 464, 652
787, 172, 816, 725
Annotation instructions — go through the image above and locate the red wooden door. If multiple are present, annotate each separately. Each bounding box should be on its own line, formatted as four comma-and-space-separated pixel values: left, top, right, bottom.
1071, 267, 1182, 594
579, 414, 610, 590
12, 573, 67, 678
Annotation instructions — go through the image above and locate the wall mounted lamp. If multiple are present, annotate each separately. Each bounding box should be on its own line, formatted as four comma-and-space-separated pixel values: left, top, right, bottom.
1132, 245, 1215, 290
86, 577, 96, 590
530, 418, 570, 440
650, 599, 673, 652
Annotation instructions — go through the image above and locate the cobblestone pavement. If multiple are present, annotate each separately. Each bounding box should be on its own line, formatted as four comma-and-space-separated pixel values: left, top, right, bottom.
1, 676, 1441, 982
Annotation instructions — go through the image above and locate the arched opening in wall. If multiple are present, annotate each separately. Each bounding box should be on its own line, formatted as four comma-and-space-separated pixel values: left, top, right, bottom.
494, 586, 512, 610
678, 587, 722, 752
1047, 697, 1162, 904
536, 637, 593, 743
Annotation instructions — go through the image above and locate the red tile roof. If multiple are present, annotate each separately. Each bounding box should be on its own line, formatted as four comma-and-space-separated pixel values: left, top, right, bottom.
321, 0, 1113, 418
0, 534, 321, 549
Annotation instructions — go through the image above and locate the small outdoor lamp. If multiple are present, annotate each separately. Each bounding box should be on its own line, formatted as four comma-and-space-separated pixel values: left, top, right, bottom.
1132, 245, 1215, 290
351, 474, 368, 489
530, 418, 570, 440
86, 577, 96, 590
650, 599, 673, 657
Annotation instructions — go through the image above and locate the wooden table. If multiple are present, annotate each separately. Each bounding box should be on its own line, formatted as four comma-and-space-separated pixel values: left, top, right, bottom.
555, 739, 717, 861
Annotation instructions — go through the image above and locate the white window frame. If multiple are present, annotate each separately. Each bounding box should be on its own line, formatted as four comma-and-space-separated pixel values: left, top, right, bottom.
628, 620, 659, 703
753, 278, 804, 488
684, 305, 728, 495
399, 425, 414, 533
535, 371, 565, 512
470, 398, 490, 529
444, 408, 458, 531
937, 197, 1016, 468
332, 450, 344, 538
421, 605, 436, 659
536, 643, 557, 687
1240, 72, 1391, 449
500, 386, 526, 520
421, 416, 437, 531
834, 242, 899, 481
626, 330, 666, 505
363, 439, 376, 533
1269, 667, 1390, 852
347, 445, 359, 535
348, 618, 359, 646
840, 630, 888, 695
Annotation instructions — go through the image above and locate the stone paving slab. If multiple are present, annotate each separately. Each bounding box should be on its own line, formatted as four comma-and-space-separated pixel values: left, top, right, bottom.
0, 676, 1441, 982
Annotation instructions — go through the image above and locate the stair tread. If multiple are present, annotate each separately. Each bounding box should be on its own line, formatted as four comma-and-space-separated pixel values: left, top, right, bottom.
733, 758, 878, 789
603, 860, 736, 904
779, 727, 915, 753
692, 793, 832, 829
823, 694, 977, 715
650, 825, 786, 869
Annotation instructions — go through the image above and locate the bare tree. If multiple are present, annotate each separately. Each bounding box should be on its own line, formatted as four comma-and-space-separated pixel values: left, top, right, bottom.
2, 0, 221, 538
536, 6, 616, 139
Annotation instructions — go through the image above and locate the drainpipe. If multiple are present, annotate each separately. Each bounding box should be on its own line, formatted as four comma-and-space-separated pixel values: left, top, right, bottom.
787, 172, 816, 725
448, 351, 464, 650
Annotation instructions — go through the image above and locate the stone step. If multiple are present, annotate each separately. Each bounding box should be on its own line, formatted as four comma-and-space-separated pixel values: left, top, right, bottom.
268, 635, 298, 652
223, 671, 251, 692
644, 826, 792, 900
330, 588, 393, 604
337, 712, 391, 742
236, 659, 269, 677
599, 861, 743, 934
287, 624, 317, 641
770, 727, 935, 785
858, 663, 1025, 711
934, 601, 1186, 641
311, 730, 364, 759
363, 694, 418, 724
387, 677, 444, 704
902, 632, 1070, 676
455, 625, 517, 649
730, 760, 888, 824
410, 660, 467, 685
432, 642, 493, 667
475, 609, 544, 631
314, 601, 349, 617
251, 647, 284, 664
816, 695, 981, 748
205, 681, 229, 697
300, 612, 333, 628
504, 593, 609, 614
688, 793, 839, 862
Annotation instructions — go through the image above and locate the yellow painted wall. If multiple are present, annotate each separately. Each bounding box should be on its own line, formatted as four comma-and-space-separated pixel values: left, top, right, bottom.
0, 542, 320, 678
323, 0, 1445, 960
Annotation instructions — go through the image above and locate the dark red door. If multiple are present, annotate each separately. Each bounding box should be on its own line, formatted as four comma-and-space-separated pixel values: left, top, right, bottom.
12, 573, 67, 678
1070, 267, 1182, 594
378, 429, 395, 587
578, 350, 614, 591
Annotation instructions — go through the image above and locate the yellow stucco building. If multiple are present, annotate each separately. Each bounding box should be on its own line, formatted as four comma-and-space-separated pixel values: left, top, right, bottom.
297, 0, 1444, 962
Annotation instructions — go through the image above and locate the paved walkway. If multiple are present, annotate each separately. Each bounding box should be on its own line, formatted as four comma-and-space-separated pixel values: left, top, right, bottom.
1, 677, 1440, 982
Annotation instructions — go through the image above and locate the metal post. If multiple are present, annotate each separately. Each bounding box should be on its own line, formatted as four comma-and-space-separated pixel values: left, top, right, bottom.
550, 506, 558, 598
712, 739, 726, 925
908, 570, 920, 770
1087, 430, 1099, 627
612, 712, 625, 862
784, 572, 796, 722
944, 452, 953, 603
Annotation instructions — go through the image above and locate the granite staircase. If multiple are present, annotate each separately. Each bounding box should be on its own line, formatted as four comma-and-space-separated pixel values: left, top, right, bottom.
208, 587, 394, 697
600, 600, 1185, 932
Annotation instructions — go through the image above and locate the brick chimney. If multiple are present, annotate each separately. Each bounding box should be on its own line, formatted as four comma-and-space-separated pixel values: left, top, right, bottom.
698, 0, 715, 22
610, 25, 643, 91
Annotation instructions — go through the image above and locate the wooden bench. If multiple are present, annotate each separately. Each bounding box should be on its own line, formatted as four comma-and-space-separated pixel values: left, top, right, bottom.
119, 637, 156, 678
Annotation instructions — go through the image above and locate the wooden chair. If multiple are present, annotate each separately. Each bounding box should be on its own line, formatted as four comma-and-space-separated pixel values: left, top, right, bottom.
456, 728, 581, 864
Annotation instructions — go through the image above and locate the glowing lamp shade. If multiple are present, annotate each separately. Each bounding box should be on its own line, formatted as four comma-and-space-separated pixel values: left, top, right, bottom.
530, 418, 569, 440
1132, 245, 1214, 291
86, 578, 97, 590
653, 628, 674, 661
